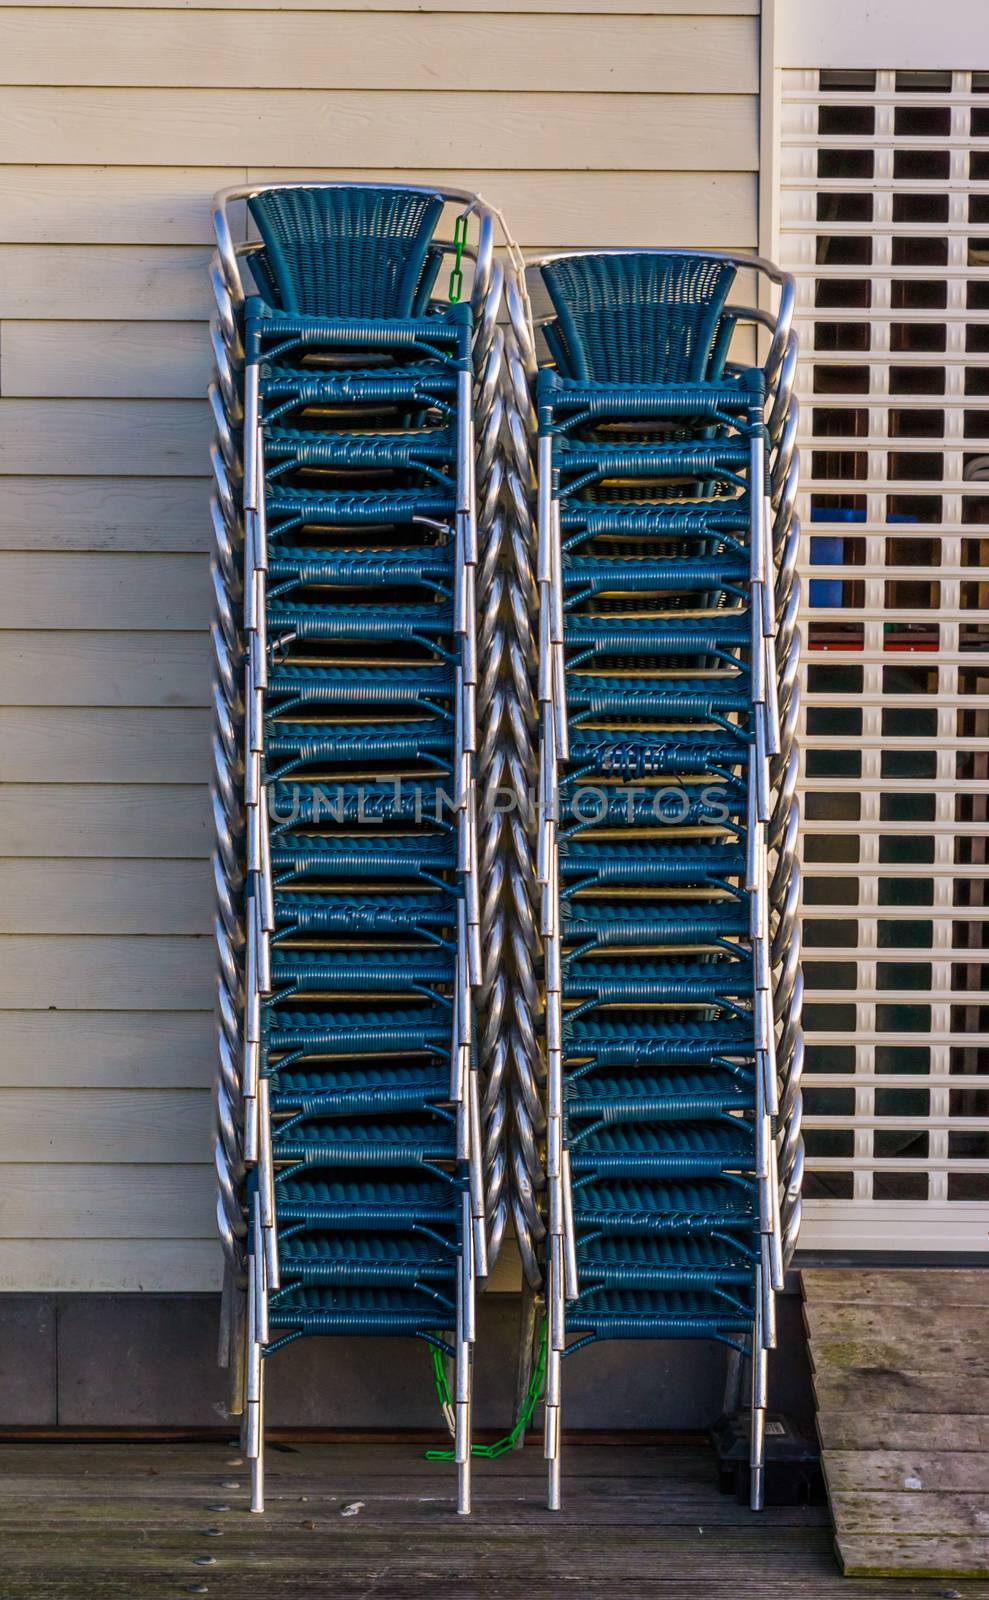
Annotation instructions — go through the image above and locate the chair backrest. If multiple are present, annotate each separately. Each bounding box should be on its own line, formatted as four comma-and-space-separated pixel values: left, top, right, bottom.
244, 242, 282, 305
539, 253, 737, 384
247, 186, 446, 318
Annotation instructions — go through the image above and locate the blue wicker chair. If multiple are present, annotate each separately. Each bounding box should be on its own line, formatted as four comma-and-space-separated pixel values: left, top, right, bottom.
530, 249, 793, 1515
224, 183, 484, 1514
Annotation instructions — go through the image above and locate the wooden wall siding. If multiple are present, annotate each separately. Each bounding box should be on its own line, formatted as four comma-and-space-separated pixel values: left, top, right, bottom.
0, 0, 761, 1292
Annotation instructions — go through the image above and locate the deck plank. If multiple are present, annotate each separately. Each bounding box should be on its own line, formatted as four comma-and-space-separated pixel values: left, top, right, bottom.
825, 1451, 989, 1493
817, 1413, 989, 1451
831, 1491, 989, 1536
802, 1269, 989, 1308
837, 1535, 989, 1579
810, 1371, 989, 1415
803, 1267, 989, 1578
803, 1304, 989, 1377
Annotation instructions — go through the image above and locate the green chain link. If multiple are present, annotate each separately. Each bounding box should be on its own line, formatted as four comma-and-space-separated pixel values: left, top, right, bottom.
448, 213, 469, 304
425, 1323, 547, 1461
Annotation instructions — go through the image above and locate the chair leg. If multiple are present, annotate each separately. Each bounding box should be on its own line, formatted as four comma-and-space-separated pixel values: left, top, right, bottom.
456, 1371, 472, 1517
455, 1246, 473, 1515
249, 1353, 265, 1515
544, 1209, 565, 1511
246, 1205, 266, 1514
251, 1420, 265, 1515
545, 1338, 562, 1511
749, 1281, 767, 1512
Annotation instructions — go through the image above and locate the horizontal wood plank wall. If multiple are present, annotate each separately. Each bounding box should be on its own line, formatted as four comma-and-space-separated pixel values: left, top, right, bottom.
0, 0, 761, 1292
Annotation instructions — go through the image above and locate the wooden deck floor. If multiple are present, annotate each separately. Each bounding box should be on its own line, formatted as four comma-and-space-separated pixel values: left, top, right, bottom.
803, 1268, 989, 1578
5, 1438, 989, 1600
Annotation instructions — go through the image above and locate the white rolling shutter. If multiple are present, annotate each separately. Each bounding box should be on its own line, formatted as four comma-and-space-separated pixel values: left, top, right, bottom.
781, 67, 989, 1250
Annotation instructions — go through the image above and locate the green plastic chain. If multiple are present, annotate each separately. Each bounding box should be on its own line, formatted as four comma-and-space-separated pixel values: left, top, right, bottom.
448, 214, 469, 304
425, 1324, 547, 1461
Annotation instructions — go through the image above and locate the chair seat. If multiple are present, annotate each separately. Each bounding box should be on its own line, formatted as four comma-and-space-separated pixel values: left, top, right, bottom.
267, 1291, 456, 1339
566, 1273, 752, 1312
265, 673, 455, 722
566, 1077, 752, 1128
273, 1060, 450, 1100
562, 955, 753, 1007
267, 547, 454, 591
560, 503, 750, 544
267, 946, 455, 994
558, 840, 746, 887
564, 729, 749, 779
559, 900, 749, 947
563, 556, 748, 598
576, 1234, 755, 1274
275, 1174, 460, 1228
570, 1177, 756, 1233
268, 782, 453, 831
553, 437, 750, 484
565, 1017, 756, 1068
263, 720, 454, 780
272, 890, 456, 939
271, 1070, 449, 1122
265, 600, 455, 641
266, 487, 456, 533
246, 300, 468, 359
277, 1234, 456, 1285
270, 833, 457, 884
260, 361, 458, 424
263, 1006, 454, 1067
558, 777, 746, 833
564, 1291, 751, 1342
538, 364, 760, 427
264, 424, 456, 475
564, 613, 749, 656
272, 1116, 456, 1164
567, 1120, 753, 1176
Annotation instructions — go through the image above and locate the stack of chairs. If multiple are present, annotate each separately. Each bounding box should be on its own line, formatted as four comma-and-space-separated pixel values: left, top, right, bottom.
532, 250, 798, 1511
223, 183, 491, 1514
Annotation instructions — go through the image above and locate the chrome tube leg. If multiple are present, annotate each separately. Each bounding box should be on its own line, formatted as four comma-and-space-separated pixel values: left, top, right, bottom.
545, 1339, 562, 1511
245, 1243, 265, 1513
467, 1052, 488, 1283
561, 1147, 578, 1302
455, 1245, 473, 1515
251, 1385, 265, 1516
545, 1129, 565, 1511
750, 1278, 767, 1512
